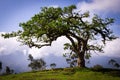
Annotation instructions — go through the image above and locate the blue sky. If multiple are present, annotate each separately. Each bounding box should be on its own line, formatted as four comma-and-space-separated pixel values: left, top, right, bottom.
0, 0, 120, 72
0, 0, 120, 33
0, 0, 80, 32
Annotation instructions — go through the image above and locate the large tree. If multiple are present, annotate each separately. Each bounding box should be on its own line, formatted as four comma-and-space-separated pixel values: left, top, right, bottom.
2, 5, 117, 67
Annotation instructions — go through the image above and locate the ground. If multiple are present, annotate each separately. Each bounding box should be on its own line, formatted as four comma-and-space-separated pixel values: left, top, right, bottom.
0, 68, 120, 80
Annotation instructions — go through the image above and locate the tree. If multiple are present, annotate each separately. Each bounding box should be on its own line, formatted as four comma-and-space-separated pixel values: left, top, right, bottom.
0, 61, 2, 73
2, 5, 117, 68
28, 58, 46, 70
50, 63, 56, 69
92, 64, 103, 71
5, 66, 11, 74
28, 54, 34, 61
108, 59, 120, 68
28, 55, 46, 70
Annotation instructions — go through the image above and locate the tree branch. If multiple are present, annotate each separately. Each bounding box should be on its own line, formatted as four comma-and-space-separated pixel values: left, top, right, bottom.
24, 40, 51, 48
68, 31, 84, 42
65, 34, 77, 52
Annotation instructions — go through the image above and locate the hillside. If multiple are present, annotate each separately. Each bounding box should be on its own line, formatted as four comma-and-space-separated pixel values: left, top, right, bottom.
0, 68, 120, 80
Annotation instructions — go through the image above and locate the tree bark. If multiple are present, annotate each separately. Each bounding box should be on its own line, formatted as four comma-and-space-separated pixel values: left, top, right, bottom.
77, 52, 85, 67
66, 34, 87, 68
76, 40, 86, 68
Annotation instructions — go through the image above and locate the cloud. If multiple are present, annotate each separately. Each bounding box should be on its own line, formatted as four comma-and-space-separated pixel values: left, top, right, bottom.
0, 33, 28, 55
0, 33, 69, 57
0, 32, 120, 72
28, 36, 69, 58
103, 38, 120, 57
0, 47, 6, 54
0, 33, 30, 72
90, 38, 120, 58
74, 0, 120, 26
75, 0, 120, 58
77, 0, 120, 13
0, 51, 30, 73
0, 33, 69, 72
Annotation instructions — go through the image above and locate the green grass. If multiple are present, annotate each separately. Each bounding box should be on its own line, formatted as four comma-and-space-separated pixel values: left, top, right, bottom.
0, 68, 120, 80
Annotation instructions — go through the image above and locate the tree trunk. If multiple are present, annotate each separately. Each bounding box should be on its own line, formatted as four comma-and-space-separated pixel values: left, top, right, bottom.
77, 52, 85, 67
76, 39, 88, 68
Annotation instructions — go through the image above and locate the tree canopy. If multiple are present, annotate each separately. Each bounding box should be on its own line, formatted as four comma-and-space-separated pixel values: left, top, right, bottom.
2, 5, 117, 67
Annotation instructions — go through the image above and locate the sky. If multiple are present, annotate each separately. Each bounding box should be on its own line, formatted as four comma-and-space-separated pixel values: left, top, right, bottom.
0, 0, 120, 73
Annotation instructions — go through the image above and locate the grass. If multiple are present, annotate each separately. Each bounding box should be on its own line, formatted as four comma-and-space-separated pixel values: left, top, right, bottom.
0, 68, 120, 80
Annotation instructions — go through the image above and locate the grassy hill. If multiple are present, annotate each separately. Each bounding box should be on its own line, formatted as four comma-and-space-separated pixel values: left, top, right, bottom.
0, 68, 120, 80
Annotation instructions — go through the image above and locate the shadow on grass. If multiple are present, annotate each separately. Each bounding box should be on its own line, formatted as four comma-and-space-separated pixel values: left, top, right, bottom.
91, 68, 120, 77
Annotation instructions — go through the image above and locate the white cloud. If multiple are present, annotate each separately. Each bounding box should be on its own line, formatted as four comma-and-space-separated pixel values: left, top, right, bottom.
0, 47, 6, 54
75, 0, 120, 58
28, 36, 69, 58
1, 31, 120, 58
0, 33, 69, 58
77, 0, 120, 13
0, 33, 69, 72
0, 33, 37, 56
103, 38, 120, 57
0, 33, 28, 55
90, 38, 120, 57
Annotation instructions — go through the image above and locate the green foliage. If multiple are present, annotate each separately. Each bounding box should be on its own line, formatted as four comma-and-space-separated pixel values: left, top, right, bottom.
63, 52, 77, 67
2, 5, 117, 67
63, 43, 78, 67
50, 63, 56, 69
28, 54, 46, 71
2, 5, 116, 48
5, 66, 14, 75
92, 64, 103, 71
108, 59, 120, 68
28, 54, 34, 61
28, 58, 46, 71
